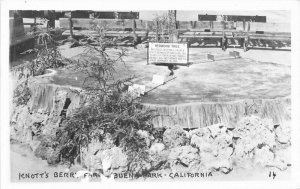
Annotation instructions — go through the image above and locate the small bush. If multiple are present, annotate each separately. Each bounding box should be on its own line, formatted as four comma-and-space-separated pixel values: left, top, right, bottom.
28, 47, 64, 76
13, 79, 31, 106
54, 23, 157, 174
25, 30, 65, 76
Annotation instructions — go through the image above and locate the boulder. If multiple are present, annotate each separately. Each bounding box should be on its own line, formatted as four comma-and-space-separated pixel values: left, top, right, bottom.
270, 148, 291, 171
149, 143, 165, 154
168, 146, 200, 172
275, 124, 291, 144
189, 124, 234, 174
233, 116, 276, 157
163, 126, 189, 148
81, 136, 115, 170
29, 140, 42, 153
136, 130, 154, 147
190, 124, 233, 156
200, 154, 233, 174
253, 145, 275, 168
99, 147, 128, 176
34, 144, 60, 165
46, 148, 61, 165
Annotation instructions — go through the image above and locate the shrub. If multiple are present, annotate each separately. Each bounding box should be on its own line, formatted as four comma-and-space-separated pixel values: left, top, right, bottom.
55, 23, 157, 174
152, 11, 177, 43
13, 78, 31, 106
25, 29, 65, 76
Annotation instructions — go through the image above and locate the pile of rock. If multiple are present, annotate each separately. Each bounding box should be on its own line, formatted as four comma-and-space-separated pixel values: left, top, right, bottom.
10, 86, 291, 176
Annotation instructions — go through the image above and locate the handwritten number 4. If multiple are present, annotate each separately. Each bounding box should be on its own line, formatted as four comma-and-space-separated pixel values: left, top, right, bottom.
269, 171, 276, 179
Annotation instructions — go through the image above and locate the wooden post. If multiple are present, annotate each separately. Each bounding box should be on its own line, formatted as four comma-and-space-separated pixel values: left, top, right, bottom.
132, 14, 140, 48
45, 10, 55, 29
243, 36, 249, 52
33, 17, 37, 32
69, 11, 74, 39
155, 20, 159, 42
132, 19, 136, 34
247, 21, 250, 31
221, 31, 227, 51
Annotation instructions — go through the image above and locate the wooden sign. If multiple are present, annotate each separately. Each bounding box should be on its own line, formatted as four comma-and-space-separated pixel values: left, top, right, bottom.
147, 43, 189, 65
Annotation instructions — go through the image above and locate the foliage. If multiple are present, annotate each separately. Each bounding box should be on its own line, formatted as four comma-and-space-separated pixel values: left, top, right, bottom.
28, 47, 64, 76
152, 12, 177, 43
12, 30, 65, 108
13, 78, 31, 106
26, 30, 65, 76
55, 22, 157, 173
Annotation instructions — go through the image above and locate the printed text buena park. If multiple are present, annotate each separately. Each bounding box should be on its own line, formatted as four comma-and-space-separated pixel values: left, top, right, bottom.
18, 171, 213, 180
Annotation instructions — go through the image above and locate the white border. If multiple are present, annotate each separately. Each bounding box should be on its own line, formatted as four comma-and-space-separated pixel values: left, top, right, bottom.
1, 0, 300, 189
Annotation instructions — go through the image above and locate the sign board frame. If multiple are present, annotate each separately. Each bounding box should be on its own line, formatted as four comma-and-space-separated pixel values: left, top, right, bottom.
147, 42, 189, 65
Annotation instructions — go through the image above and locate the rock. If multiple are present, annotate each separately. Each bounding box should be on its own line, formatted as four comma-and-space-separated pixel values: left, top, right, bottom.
46, 148, 60, 165
81, 136, 115, 170
31, 135, 61, 165
202, 157, 233, 174
137, 130, 154, 147
254, 145, 275, 168
272, 158, 288, 171
168, 146, 200, 172
89, 135, 114, 154
34, 144, 49, 159
29, 140, 42, 153
191, 124, 233, 156
163, 127, 189, 148
189, 124, 234, 173
10, 106, 32, 142
190, 134, 203, 149
206, 123, 224, 138
275, 124, 291, 144
147, 144, 169, 173
233, 116, 276, 158
219, 147, 234, 159
89, 154, 103, 171
100, 147, 128, 176
276, 148, 291, 165
34, 144, 60, 164
261, 118, 276, 131
128, 158, 152, 177
272, 148, 291, 171
190, 134, 212, 153
149, 143, 165, 154
110, 147, 128, 170
189, 127, 210, 138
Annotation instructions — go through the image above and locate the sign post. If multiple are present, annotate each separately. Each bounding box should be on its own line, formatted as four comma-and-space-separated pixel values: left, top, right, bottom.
147, 43, 189, 65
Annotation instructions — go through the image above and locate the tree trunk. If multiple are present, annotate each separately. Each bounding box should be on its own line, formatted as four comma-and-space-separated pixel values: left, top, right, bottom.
168, 10, 177, 43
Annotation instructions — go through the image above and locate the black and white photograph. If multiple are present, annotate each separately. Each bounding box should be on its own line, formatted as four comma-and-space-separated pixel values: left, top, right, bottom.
1, 0, 300, 188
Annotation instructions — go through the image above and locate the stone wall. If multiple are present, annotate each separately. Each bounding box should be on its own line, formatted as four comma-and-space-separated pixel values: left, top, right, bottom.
79, 117, 291, 176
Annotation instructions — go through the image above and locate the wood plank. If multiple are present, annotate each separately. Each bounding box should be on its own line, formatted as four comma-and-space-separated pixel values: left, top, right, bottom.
59, 18, 292, 34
